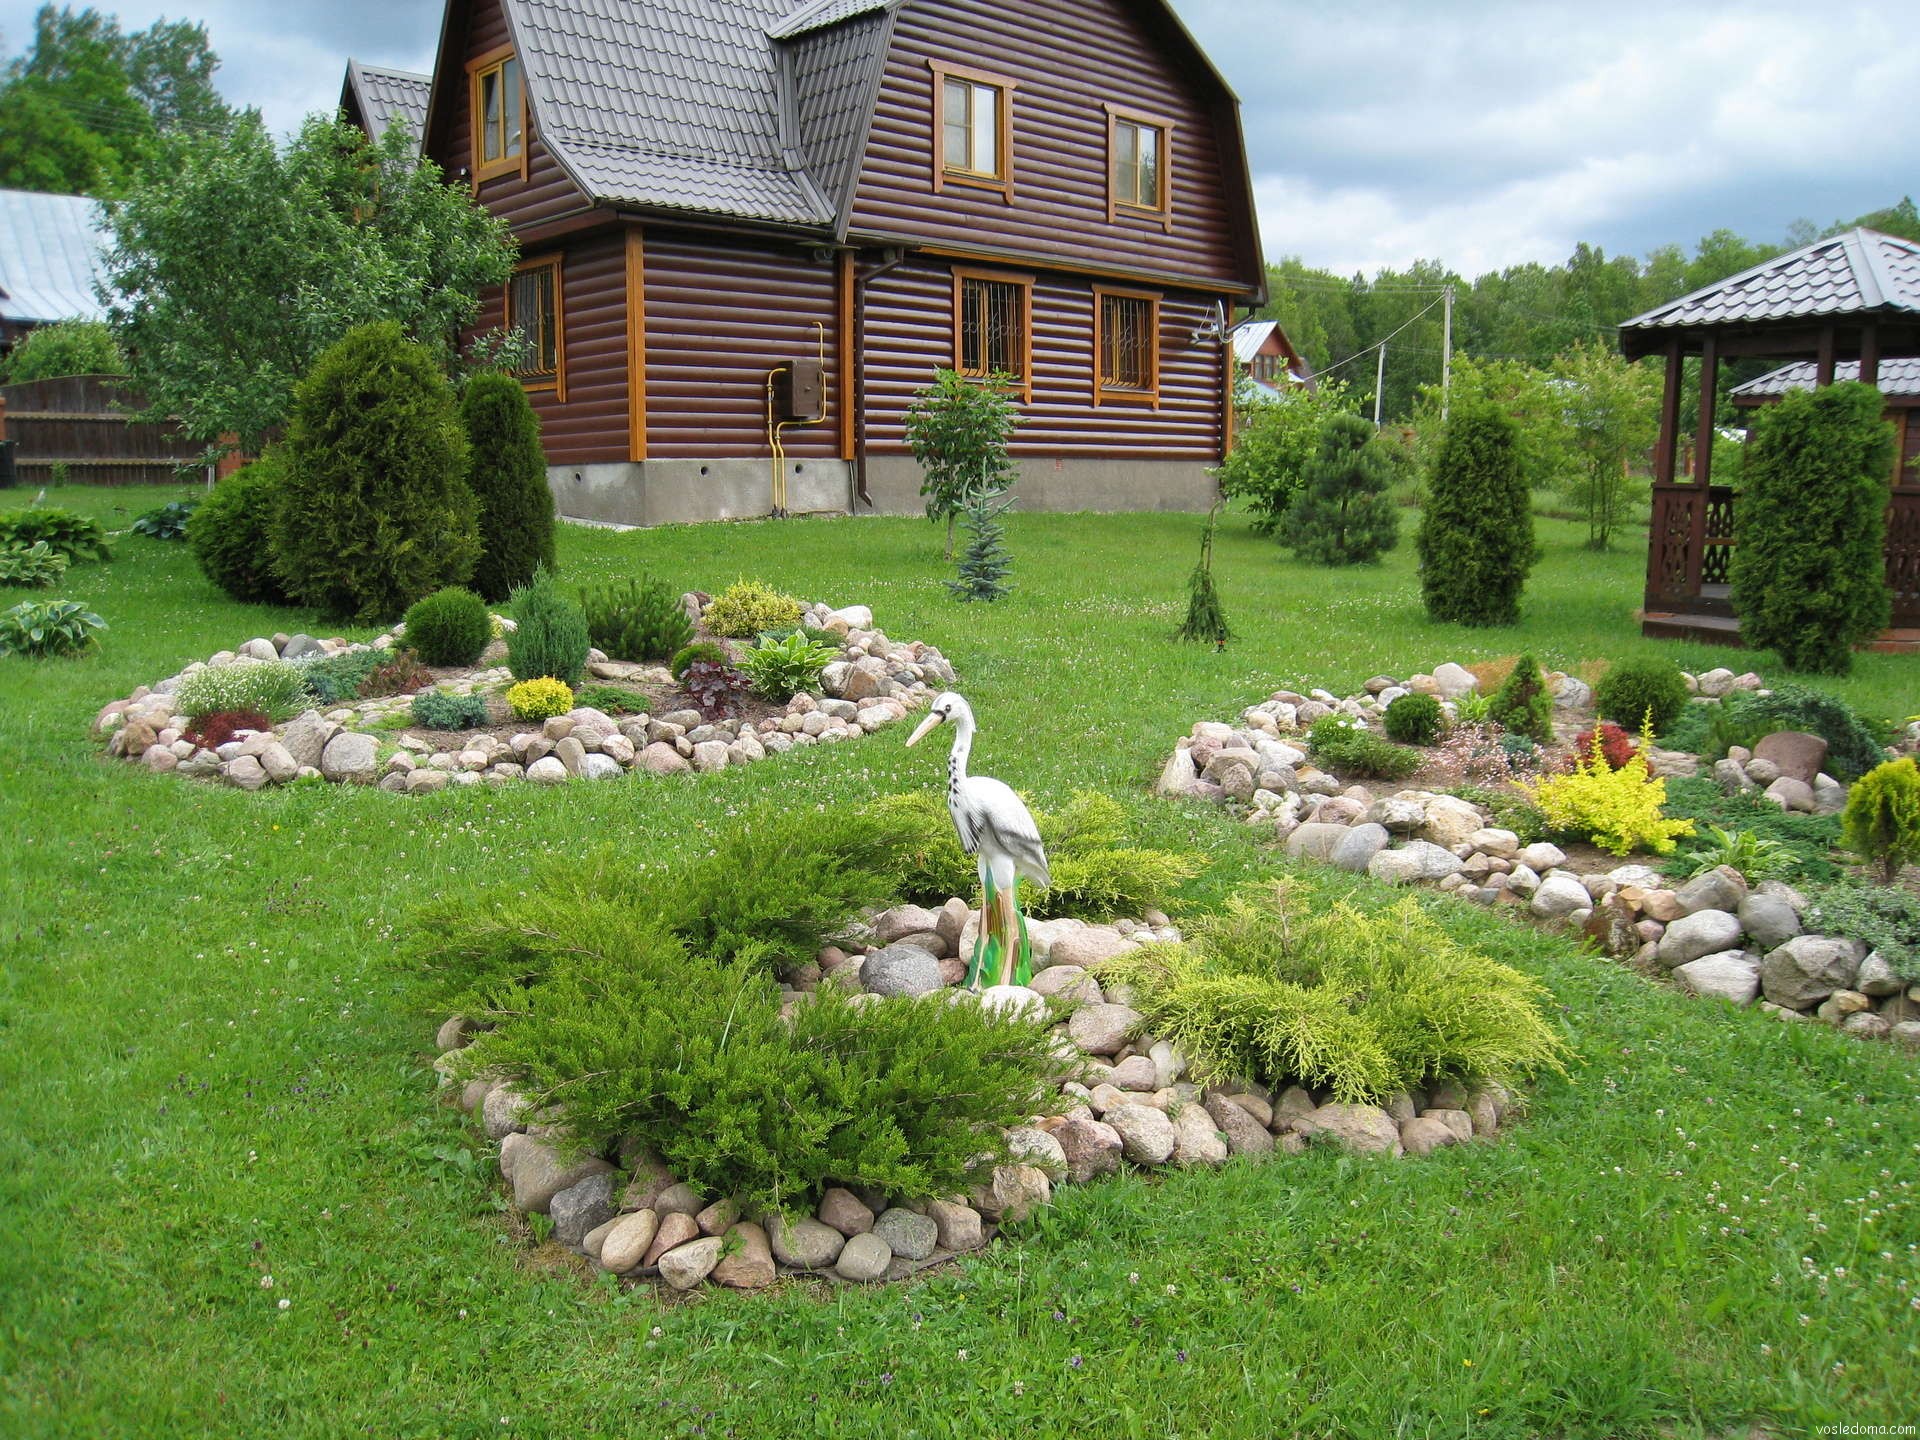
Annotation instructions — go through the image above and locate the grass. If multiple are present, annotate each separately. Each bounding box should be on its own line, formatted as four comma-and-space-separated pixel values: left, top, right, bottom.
3, 484, 1918, 1438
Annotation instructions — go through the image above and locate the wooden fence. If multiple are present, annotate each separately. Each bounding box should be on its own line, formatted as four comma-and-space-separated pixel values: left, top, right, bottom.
0, 374, 204, 487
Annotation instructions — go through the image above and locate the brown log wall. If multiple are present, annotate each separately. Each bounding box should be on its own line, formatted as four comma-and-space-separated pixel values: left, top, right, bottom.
862, 255, 1225, 457
850, 0, 1248, 289
644, 232, 842, 461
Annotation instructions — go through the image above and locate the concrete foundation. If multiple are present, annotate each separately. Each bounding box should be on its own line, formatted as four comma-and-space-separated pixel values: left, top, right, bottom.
551, 454, 1217, 525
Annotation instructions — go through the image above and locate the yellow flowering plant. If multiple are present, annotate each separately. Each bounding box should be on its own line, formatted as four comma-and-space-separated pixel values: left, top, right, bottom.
1525, 719, 1695, 856
506, 676, 574, 722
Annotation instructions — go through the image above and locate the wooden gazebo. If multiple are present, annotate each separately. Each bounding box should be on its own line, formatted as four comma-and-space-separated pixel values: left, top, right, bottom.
1619, 227, 1920, 645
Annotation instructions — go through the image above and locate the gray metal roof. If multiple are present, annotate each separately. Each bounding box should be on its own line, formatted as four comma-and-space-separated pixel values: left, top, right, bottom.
345, 62, 433, 148
1230, 318, 1276, 364
503, 0, 897, 228
1621, 228, 1920, 335
1731, 356, 1920, 401
0, 188, 109, 326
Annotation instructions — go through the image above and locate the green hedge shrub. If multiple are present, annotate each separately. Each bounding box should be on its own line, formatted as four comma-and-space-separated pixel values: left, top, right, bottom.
410, 688, 489, 730
175, 660, 308, 721
506, 568, 589, 686
0, 320, 123, 384
1307, 715, 1421, 781
0, 509, 111, 564
1488, 653, 1552, 743
1382, 692, 1443, 745
703, 579, 804, 639
1731, 382, 1894, 674
670, 641, 728, 680
0, 598, 105, 657
0, 542, 68, 589
580, 575, 692, 662
272, 322, 478, 622
1417, 401, 1532, 625
1841, 757, 1920, 883
1596, 656, 1689, 734
461, 370, 555, 601
190, 459, 288, 604
402, 587, 491, 667
1280, 412, 1399, 565
1103, 885, 1567, 1104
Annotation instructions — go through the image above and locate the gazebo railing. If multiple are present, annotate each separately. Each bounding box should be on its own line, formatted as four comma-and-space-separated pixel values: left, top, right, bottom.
1647, 483, 1920, 627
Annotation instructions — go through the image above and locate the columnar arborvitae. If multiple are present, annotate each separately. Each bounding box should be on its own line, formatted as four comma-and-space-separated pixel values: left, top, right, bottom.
1417, 400, 1533, 626
1177, 502, 1232, 646
271, 322, 477, 622
461, 369, 556, 601
947, 486, 1013, 602
1730, 381, 1894, 675
1281, 412, 1400, 565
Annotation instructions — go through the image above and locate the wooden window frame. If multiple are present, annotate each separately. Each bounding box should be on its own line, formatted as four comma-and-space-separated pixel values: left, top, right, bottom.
951, 266, 1033, 403
928, 60, 1017, 202
467, 43, 529, 189
1104, 103, 1174, 232
506, 253, 565, 401
1092, 285, 1160, 408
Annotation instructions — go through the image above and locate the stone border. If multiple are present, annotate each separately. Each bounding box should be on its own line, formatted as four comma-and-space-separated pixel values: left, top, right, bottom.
435, 900, 1519, 1294
92, 599, 956, 794
1154, 663, 1918, 1048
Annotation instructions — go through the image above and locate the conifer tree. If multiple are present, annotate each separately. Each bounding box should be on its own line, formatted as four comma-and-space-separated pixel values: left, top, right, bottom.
947, 485, 1013, 602
461, 370, 556, 601
1177, 501, 1232, 646
1281, 412, 1400, 564
1417, 400, 1532, 626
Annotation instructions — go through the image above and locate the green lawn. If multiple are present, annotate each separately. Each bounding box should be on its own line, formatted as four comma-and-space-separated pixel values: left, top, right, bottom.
3, 486, 1917, 1438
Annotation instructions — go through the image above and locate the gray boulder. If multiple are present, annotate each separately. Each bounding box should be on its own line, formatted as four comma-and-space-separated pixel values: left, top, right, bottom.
1737, 893, 1802, 951
863, 943, 943, 998
1674, 866, 1747, 916
1068, 1002, 1141, 1057
1330, 823, 1391, 873
1286, 822, 1350, 863
318, 731, 377, 784
280, 710, 339, 769
1292, 1103, 1402, 1156
1657, 909, 1744, 968
1760, 935, 1863, 1010
872, 1207, 938, 1261
1530, 874, 1592, 920
1671, 951, 1761, 1006
1856, 951, 1904, 998
551, 1172, 618, 1247
1104, 1103, 1176, 1165
767, 1214, 846, 1270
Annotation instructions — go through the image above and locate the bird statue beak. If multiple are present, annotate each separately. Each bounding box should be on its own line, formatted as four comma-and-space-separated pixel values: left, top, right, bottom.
905, 712, 942, 748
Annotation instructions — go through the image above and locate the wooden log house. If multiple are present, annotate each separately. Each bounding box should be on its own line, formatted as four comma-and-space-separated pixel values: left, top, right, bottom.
346, 0, 1265, 525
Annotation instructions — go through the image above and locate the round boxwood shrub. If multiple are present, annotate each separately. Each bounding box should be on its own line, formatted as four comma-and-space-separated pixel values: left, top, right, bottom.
271, 322, 478, 623
1596, 657, 1690, 735
670, 641, 729, 681
462, 370, 556, 602
1382, 692, 1443, 745
403, 587, 491, 667
190, 457, 288, 604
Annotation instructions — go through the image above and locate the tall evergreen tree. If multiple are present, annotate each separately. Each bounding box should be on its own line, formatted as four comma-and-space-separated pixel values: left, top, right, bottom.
461, 371, 556, 601
1280, 412, 1399, 565
1417, 401, 1533, 626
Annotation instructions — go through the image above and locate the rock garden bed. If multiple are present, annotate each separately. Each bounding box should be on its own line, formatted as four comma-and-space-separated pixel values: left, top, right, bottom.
91, 596, 955, 794
1156, 660, 1920, 1049
437, 896, 1525, 1294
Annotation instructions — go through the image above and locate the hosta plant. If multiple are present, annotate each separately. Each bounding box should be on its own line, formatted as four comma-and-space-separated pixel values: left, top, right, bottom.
0, 509, 111, 563
131, 500, 198, 541
0, 599, 106, 658
0, 542, 69, 589
737, 630, 839, 701
1679, 826, 1795, 883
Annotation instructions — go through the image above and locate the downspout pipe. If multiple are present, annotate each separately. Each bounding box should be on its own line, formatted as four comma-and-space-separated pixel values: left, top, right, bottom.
852, 246, 906, 511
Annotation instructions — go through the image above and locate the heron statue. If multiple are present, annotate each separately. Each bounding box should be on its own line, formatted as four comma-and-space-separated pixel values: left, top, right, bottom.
905, 691, 1048, 989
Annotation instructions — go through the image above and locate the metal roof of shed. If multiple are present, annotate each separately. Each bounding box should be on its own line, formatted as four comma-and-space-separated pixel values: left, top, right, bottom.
0, 188, 109, 327
1731, 356, 1920, 401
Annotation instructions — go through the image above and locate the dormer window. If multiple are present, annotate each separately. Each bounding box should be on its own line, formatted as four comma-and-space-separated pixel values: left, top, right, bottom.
468, 46, 525, 186
1105, 105, 1173, 229
928, 61, 1016, 199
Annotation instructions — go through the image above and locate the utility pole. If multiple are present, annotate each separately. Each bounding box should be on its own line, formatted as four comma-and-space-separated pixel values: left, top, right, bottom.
1441, 284, 1454, 422
1373, 342, 1387, 426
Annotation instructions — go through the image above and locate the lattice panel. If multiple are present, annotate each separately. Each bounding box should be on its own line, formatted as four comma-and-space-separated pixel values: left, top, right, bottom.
1657, 492, 1695, 592
1700, 488, 1737, 586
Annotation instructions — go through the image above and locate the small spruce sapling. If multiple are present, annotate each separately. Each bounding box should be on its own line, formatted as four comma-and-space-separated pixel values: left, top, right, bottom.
947, 485, 1014, 602
1176, 501, 1232, 646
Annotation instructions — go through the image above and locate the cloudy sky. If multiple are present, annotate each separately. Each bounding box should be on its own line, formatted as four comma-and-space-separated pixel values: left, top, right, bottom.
2, 0, 1911, 278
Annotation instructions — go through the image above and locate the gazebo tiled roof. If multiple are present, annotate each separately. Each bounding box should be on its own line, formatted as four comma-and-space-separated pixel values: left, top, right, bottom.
1732, 356, 1920, 401
1620, 228, 1920, 357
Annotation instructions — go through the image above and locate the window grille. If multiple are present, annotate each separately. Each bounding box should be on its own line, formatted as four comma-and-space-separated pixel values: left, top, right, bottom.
1099, 293, 1154, 392
507, 260, 558, 385
959, 277, 1025, 380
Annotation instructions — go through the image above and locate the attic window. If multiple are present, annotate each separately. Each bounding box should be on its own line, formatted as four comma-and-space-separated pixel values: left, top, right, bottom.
1105, 105, 1174, 229
468, 46, 526, 185
928, 61, 1016, 199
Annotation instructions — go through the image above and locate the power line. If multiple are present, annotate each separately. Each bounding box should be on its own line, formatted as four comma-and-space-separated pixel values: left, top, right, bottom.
1311, 294, 1447, 380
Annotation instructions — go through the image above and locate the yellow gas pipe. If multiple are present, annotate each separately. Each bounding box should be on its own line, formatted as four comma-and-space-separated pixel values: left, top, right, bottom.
765, 322, 829, 518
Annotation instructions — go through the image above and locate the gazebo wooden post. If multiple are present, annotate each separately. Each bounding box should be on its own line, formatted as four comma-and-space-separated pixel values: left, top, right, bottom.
1860, 323, 1881, 387
1653, 341, 1682, 485
1685, 336, 1718, 596
1816, 325, 1836, 385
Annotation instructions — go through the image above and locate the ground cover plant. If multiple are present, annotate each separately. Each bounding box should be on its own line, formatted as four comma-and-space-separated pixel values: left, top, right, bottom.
409, 688, 490, 731
5, 485, 1919, 1438
173, 659, 308, 722
1659, 776, 1845, 884
1307, 713, 1420, 781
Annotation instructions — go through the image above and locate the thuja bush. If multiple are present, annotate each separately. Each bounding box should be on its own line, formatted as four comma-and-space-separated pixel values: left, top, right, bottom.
1307, 714, 1421, 782
174, 660, 308, 721
0, 508, 112, 564
1280, 412, 1399, 565
579, 575, 692, 663
873, 790, 1200, 919
272, 322, 478, 622
461, 370, 556, 601
1382, 692, 1443, 745
1102, 884, 1567, 1104
190, 459, 288, 604
505, 568, 589, 686
1595, 656, 1689, 735
1731, 382, 1894, 674
703, 579, 804, 639
402, 587, 491, 667
1417, 401, 1533, 625
1841, 757, 1920, 882
1488, 653, 1552, 744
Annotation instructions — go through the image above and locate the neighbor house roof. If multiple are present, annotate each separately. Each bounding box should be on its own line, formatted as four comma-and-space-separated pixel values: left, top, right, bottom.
1229, 317, 1314, 386
1731, 356, 1920, 402
0, 188, 109, 327
1620, 228, 1920, 347
342, 61, 433, 148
